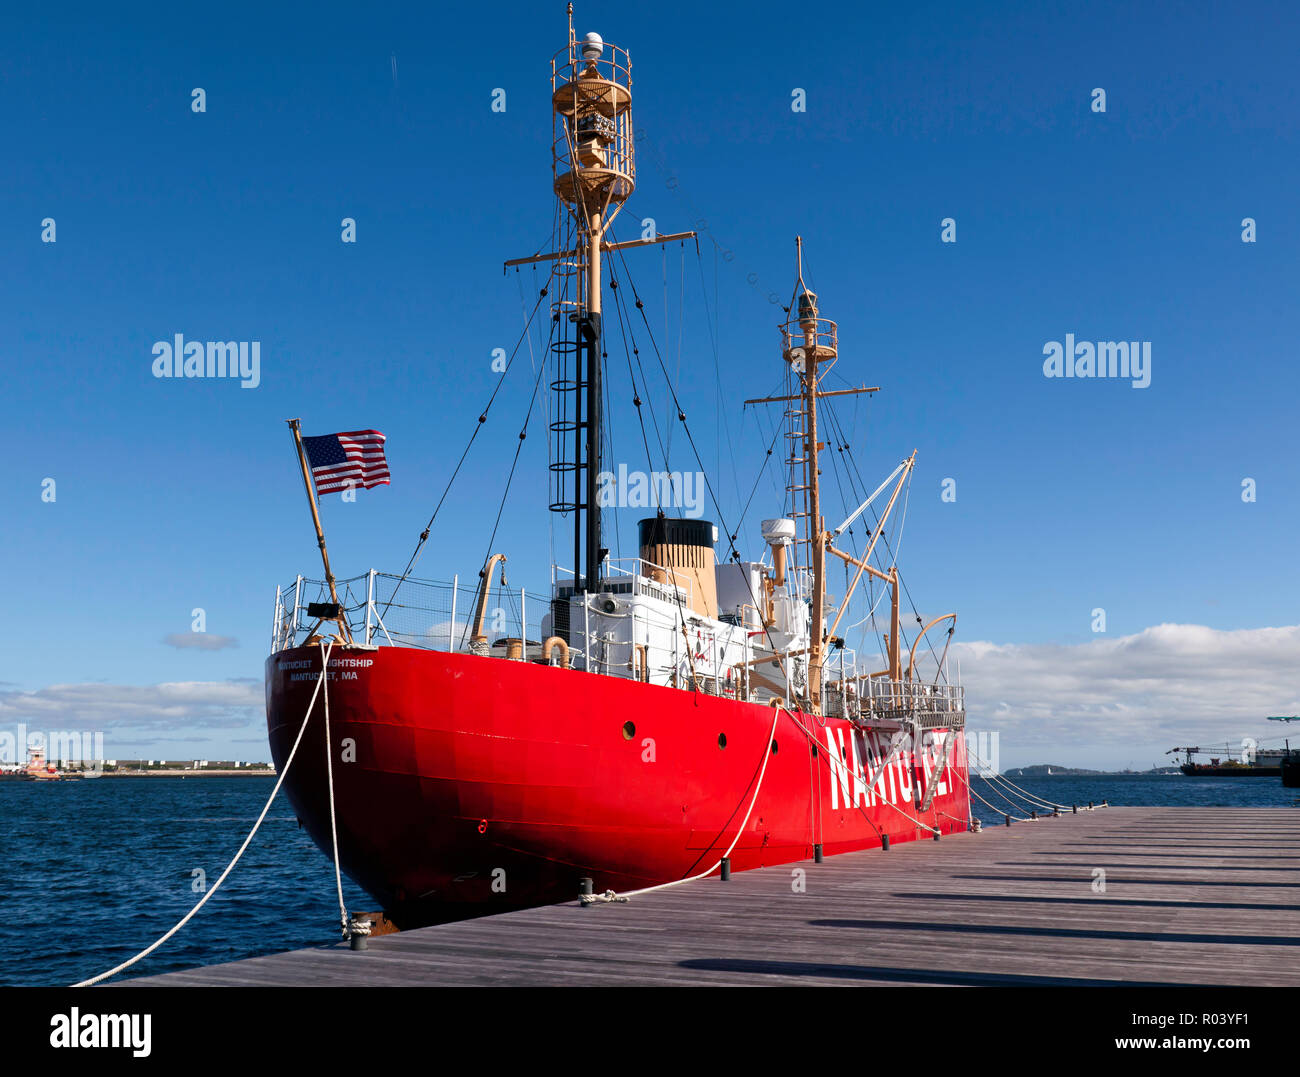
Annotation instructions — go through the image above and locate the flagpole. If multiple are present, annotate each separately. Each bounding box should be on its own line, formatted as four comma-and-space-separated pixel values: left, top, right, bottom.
287, 418, 351, 642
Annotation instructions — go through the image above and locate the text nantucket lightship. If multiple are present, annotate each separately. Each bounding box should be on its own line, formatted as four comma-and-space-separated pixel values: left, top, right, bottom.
266, 12, 971, 928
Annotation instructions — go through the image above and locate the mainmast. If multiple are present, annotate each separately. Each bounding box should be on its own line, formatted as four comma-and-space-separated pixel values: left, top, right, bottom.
504, 11, 696, 612
549, 8, 635, 594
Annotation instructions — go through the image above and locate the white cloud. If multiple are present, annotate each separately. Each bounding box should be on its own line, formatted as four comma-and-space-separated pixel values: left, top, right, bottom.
951, 623, 1300, 755
0, 680, 262, 730
163, 632, 239, 650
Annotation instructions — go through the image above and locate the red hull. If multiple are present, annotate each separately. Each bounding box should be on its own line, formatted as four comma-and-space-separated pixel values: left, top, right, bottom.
266, 646, 970, 924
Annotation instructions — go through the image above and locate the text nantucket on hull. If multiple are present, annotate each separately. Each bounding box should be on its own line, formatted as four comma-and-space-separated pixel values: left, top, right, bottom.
265, 11, 971, 928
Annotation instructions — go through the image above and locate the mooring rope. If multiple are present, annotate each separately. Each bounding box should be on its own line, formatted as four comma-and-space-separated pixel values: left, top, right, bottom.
983, 770, 1066, 812
987, 769, 1076, 811
971, 779, 1033, 820
72, 639, 336, 987
784, 711, 939, 836
948, 756, 1031, 820
956, 764, 1031, 820
966, 745, 1080, 811
779, 708, 883, 839
582, 702, 783, 904
586, 705, 970, 909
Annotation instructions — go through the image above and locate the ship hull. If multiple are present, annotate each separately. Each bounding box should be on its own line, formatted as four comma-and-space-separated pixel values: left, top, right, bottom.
1179, 764, 1281, 777
266, 645, 970, 926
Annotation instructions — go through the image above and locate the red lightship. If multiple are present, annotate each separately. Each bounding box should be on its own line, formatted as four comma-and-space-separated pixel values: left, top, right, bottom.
266, 11, 970, 929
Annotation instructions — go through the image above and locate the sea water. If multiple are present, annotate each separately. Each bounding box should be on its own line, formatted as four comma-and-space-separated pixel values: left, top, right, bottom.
1, 773, 1294, 986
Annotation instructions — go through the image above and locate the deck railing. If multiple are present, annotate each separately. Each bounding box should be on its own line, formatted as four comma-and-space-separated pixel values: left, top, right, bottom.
272, 572, 551, 656
270, 572, 964, 725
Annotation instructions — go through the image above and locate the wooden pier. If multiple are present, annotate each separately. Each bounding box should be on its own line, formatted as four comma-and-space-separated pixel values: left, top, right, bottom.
120, 807, 1300, 987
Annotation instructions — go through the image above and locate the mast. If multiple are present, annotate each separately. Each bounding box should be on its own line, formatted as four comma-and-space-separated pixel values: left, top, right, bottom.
792, 239, 830, 710
549, 9, 635, 594
504, 12, 697, 624
749, 239, 893, 713
781, 237, 860, 710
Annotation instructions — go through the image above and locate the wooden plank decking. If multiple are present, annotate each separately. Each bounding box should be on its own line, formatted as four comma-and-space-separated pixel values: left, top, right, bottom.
120, 807, 1300, 987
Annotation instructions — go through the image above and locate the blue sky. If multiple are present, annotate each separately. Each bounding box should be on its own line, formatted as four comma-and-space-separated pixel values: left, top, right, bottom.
3, 1, 1298, 768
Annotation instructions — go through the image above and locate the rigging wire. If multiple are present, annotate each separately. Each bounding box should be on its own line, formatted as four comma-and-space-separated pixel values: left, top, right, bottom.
384, 281, 553, 609
457, 352, 552, 649
820, 399, 945, 679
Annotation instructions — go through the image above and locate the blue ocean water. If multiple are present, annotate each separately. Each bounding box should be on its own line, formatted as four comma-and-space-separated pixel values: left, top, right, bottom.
0, 777, 369, 988
1, 773, 1294, 987
965, 771, 1300, 827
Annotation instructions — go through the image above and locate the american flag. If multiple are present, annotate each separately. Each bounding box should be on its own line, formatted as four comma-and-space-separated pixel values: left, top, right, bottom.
302, 430, 391, 495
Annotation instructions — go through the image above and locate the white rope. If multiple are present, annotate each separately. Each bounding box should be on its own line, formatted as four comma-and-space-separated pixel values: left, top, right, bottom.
782, 708, 938, 836
72, 639, 335, 987
959, 761, 1038, 820
779, 707, 886, 840
583, 703, 783, 904
967, 745, 1077, 811
970, 778, 1032, 820
983, 770, 1066, 812
321, 639, 349, 937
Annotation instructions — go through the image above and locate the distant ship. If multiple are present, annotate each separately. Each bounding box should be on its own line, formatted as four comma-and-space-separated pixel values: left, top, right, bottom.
0, 745, 74, 781
1168, 743, 1289, 777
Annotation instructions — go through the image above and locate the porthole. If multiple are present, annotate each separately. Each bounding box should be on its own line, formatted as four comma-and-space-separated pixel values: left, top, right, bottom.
622, 721, 635, 740
718, 733, 727, 749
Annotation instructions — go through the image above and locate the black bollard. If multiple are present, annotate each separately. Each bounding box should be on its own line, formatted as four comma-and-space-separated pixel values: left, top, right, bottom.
932, 828, 941, 841
1072, 804, 1078, 814
580, 877, 593, 897
1005, 814, 1011, 827
1053, 808, 1060, 818
881, 834, 891, 851
348, 917, 373, 951
814, 843, 824, 864
720, 857, 731, 881
1031, 810, 1037, 820
1089, 801, 1094, 810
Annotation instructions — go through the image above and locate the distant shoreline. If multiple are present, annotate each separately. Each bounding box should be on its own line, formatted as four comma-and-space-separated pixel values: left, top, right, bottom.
99, 769, 276, 778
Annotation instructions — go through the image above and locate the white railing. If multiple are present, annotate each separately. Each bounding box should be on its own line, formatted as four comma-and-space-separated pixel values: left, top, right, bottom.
271, 571, 551, 657
270, 569, 963, 722
824, 678, 965, 726
552, 558, 694, 609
